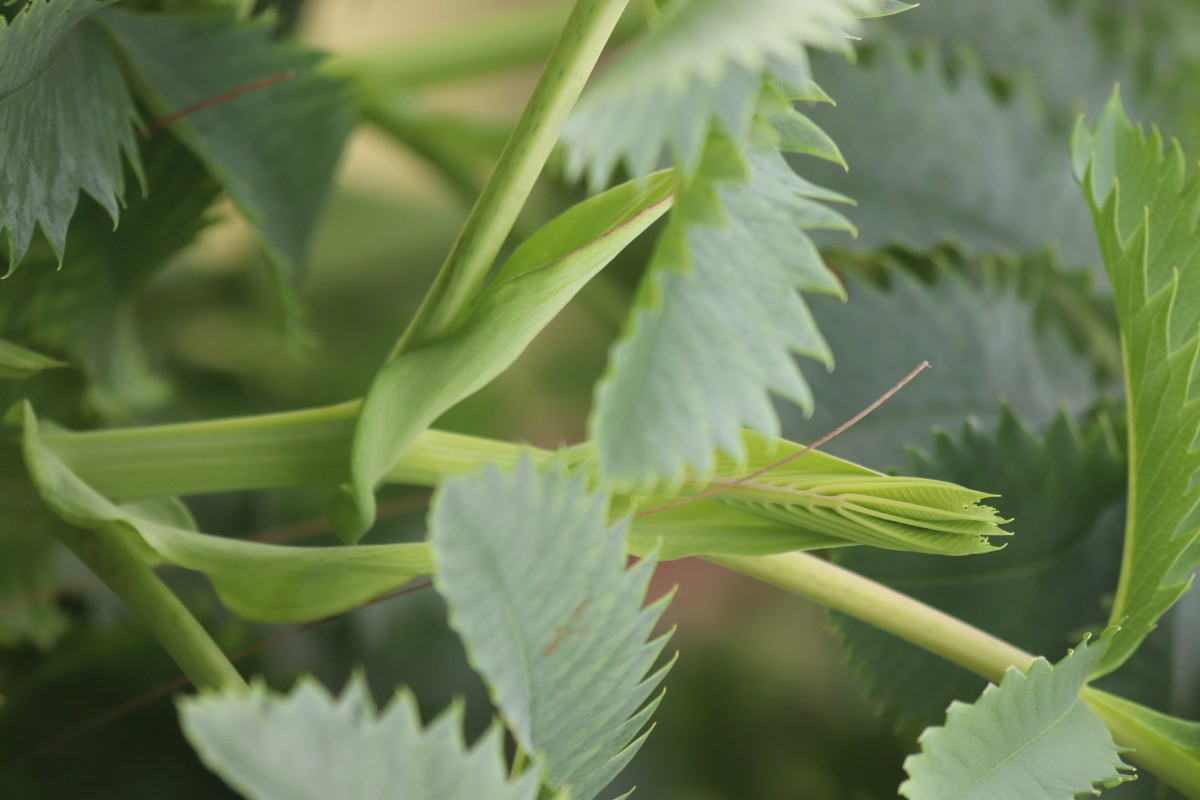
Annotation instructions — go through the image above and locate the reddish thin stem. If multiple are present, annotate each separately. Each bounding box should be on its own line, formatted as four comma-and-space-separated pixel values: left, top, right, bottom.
136, 70, 295, 138
635, 361, 931, 519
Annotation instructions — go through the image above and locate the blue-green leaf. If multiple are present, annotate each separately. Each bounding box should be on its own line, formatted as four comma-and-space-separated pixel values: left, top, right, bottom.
901, 637, 1134, 799
431, 458, 672, 800
562, 0, 872, 188
590, 130, 851, 487
179, 675, 543, 800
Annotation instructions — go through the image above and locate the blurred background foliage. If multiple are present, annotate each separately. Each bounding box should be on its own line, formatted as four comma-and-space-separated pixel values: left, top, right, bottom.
4, 0, 1200, 797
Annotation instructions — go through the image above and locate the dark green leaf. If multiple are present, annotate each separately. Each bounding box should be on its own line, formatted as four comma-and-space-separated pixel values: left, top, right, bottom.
781, 264, 1101, 470
0, 0, 140, 271
99, 7, 353, 274
804, 41, 1101, 276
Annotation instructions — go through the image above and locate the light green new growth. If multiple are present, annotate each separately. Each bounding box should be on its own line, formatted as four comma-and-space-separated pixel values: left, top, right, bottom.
179, 675, 545, 800
431, 459, 672, 800
1073, 93, 1200, 677
900, 637, 1133, 799
337, 174, 673, 541
0, 0, 140, 271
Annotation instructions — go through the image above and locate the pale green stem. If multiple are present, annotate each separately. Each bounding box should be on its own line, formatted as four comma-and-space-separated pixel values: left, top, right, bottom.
40, 403, 543, 502
712, 552, 1200, 798
638, 0, 661, 24
51, 524, 245, 692
708, 552, 1036, 683
391, 0, 632, 355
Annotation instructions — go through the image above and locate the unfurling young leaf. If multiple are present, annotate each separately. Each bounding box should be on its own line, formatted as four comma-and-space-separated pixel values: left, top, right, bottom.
179, 675, 544, 800
431, 458, 672, 800
335, 174, 673, 541
901, 637, 1134, 800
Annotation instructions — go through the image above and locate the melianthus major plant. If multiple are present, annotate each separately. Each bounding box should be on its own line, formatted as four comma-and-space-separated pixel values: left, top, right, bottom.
5, 0, 1200, 797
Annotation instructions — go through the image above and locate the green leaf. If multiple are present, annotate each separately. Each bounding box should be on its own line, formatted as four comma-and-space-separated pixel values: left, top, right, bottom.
781, 262, 1102, 469
0, 339, 66, 380
20, 405, 433, 623
334, 173, 674, 541
831, 409, 1128, 734
0, 131, 221, 421
561, 0, 871, 188
179, 675, 543, 800
1074, 94, 1200, 677
431, 458, 671, 800
901, 637, 1134, 799
0, 0, 140, 271
98, 7, 353, 274
590, 129, 851, 487
804, 41, 1102, 276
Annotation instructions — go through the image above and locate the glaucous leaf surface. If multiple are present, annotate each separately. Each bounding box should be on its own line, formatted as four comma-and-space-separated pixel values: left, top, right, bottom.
431, 459, 671, 800
1074, 95, 1200, 677
336, 173, 673, 541
180, 675, 543, 800
561, 0, 869, 187
590, 130, 851, 487
0, 0, 140, 271
98, 7, 353, 274
901, 638, 1133, 799
20, 406, 433, 623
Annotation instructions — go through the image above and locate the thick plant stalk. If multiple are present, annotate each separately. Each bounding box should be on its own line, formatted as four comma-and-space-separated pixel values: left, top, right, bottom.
51, 525, 245, 692
392, 0, 631, 354
707, 552, 1036, 683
